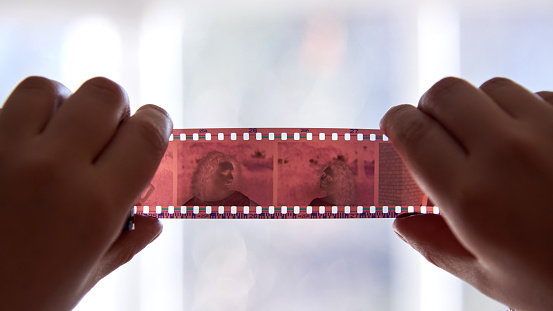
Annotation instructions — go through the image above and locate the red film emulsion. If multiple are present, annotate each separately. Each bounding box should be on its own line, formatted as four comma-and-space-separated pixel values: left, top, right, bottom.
134, 128, 436, 219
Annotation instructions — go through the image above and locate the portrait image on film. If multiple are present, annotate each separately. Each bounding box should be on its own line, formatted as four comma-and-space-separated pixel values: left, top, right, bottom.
184, 151, 257, 206
277, 141, 376, 206
309, 159, 358, 206
177, 142, 273, 206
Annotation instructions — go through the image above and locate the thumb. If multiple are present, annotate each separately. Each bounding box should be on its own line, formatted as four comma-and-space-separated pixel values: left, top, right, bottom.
393, 213, 485, 285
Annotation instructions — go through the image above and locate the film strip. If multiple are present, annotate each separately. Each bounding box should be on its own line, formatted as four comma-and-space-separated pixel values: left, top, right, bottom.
134, 128, 437, 219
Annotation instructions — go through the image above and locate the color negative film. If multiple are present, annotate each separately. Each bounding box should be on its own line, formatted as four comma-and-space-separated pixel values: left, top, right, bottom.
134, 128, 437, 219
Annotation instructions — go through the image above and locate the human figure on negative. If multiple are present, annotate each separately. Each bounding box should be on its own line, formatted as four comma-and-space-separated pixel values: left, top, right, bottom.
184, 151, 258, 206
309, 160, 358, 206
1, 76, 552, 310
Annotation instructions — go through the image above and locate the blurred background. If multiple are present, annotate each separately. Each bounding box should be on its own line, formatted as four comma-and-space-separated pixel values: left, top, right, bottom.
2, 0, 552, 310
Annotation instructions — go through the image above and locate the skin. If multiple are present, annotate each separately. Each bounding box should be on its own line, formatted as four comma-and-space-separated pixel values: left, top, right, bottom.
1, 75, 551, 310
381, 77, 553, 310
0, 76, 172, 311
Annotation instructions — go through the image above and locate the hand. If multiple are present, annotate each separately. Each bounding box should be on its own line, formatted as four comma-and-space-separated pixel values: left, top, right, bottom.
381, 77, 553, 310
0, 77, 172, 310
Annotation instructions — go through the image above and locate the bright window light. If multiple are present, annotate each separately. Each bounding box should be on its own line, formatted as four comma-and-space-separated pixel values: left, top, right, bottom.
417, 2, 461, 96
139, 4, 184, 127
61, 16, 122, 91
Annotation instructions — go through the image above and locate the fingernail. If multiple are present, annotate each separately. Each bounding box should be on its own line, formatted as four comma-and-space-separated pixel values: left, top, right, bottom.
396, 212, 421, 219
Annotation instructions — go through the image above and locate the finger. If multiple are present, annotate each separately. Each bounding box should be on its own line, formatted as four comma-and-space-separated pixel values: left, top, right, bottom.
0, 77, 70, 140
380, 104, 466, 203
418, 77, 511, 151
79, 215, 162, 297
393, 214, 486, 286
480, 78, 553, 120
43, 77, 130, 161
95, 105, 172, 216
536, 91, 553, 106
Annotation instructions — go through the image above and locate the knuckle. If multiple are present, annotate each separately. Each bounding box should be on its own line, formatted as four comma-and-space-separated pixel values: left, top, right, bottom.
16, 77, 71, 102
19, 76, 52, 88
381, 104, 410, 132
420, 77, 470, 111
426, 77, 466, 100
479, 77, 514, 91
141, 104, 170, 120
396, 113, 432, 148
17, 76, 58, 94
134, 116, 169, 156
82, 77, 128, 104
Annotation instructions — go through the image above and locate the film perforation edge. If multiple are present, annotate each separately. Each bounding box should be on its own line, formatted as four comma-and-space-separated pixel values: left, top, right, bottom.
136, 128, 436, 219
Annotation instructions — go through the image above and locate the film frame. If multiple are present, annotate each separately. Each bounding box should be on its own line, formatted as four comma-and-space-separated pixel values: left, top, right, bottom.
134, 128, 437, 219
